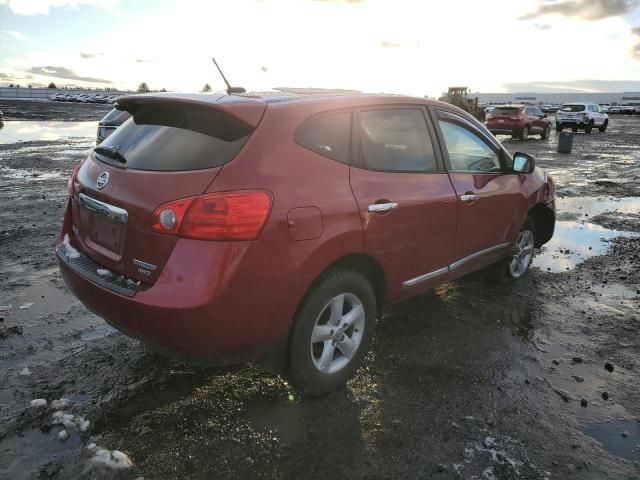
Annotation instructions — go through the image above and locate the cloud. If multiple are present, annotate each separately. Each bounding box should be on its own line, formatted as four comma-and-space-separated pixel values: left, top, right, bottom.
503, 79, 640, 92
520, 0, 640, 21
260, 65, 269, 72
80, 52, 102, 58
632, 26, 640, 59
0, 0, 118, 15
0, 72, 11, 79
3, 30, 32, 41
380, 40, 400, 48
25, 66, 112, 83
534, 23, 552, 30
135, 58, 153, 63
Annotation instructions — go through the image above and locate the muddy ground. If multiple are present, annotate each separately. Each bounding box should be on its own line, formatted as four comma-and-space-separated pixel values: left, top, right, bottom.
0, 101, 639, 479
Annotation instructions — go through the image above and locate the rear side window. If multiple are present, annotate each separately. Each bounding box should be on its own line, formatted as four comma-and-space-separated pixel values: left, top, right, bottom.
294, 111, 351, 164
358, 108, 437, 172
560, 104, 585, 112
97, 103, 253, 171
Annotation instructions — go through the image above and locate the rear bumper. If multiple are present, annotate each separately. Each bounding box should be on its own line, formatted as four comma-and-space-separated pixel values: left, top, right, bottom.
488, 127, 519, 135
556, 119, 588, 127
57, 232, 308, 367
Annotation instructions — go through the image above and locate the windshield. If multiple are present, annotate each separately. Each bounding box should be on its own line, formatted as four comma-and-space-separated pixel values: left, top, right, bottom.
560, 105, 585, 112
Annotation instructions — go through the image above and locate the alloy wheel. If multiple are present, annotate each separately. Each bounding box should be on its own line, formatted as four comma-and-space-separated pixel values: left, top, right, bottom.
310, 293, 365, 374
509, 230, 535, 278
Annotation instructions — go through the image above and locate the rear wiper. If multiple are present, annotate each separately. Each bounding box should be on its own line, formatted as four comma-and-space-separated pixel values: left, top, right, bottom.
94, 145, 127, 164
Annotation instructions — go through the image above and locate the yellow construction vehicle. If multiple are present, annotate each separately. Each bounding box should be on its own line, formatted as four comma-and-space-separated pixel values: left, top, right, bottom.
439, 87, 483, 120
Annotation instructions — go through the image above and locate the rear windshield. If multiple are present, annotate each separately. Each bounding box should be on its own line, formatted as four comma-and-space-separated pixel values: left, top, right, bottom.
100, 108, 131, 126
97, 103, 252, 171
492, 107, 520, 115
560, 104, 585, 112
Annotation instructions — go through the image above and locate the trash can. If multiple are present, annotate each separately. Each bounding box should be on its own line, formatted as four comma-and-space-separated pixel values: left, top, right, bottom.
557, 131, 574, 154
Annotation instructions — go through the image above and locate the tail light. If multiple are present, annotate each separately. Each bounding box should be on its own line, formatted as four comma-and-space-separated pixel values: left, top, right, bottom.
150, 191, 272, 241
68, 160, 84, 197
510, 116, 518, 120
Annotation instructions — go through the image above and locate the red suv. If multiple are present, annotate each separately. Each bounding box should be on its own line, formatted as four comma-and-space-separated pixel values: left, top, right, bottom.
486, 105, 552, 140
57, 93, 556, 394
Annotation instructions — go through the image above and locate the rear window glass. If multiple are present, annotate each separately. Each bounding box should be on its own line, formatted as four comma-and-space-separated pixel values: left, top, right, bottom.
100, 108, 131, 125
294, 111, 351, 164
560, 104, 585, 112
493, 107, 520, 115
97, 103, 252, 171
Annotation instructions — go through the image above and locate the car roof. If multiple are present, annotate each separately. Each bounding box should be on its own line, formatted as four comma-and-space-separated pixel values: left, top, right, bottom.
562, 102, 594, 105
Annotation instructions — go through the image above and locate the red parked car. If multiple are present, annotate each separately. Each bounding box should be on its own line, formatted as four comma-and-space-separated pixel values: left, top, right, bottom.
57, 93, 556, 394
486, 105, 552, 140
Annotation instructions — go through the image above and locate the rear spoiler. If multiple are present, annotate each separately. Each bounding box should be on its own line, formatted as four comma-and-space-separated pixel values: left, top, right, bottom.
116, 93, 267, 129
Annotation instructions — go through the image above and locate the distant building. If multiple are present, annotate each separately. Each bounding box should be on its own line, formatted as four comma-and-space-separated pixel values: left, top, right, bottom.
467, 92, 640, 106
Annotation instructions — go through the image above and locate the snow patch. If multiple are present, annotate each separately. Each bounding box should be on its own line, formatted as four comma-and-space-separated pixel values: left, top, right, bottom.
91, 448, 133, 469
58, 429, 69, 441
30, 398, 47, 407
0, 305, 12, 312
482, 466, 497, 480
62, 234, 80, 259
19, 302, 34, 309
51, 398, 70, 409
19, 367, 32, 376
96, 268, 111, 277
52, 410, 90, 432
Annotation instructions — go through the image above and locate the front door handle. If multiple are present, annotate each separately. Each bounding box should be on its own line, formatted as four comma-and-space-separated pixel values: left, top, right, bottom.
368, 202, 398, 213
460, 194, 480, 203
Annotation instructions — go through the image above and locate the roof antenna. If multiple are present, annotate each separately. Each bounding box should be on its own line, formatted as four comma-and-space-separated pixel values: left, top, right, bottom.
212, 57, 246, 95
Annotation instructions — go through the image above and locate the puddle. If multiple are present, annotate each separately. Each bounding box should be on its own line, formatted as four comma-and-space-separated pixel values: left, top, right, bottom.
1, 166, 62, 181
583, 420, 640, 462
0, 273, 74, 320
0, 121, 97, 143
558, 196, 640, 217
533, 221, 636, 272
533, 196, 640, 272
0, 428, 83, 479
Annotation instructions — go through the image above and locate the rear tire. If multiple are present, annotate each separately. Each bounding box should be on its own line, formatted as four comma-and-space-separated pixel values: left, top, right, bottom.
287, 269, 376, 395
541, 124, 551, 139
585, 120, 594, 134
490, 218, 536, 283
599, 119, 608, 132
519, 126, 529, 141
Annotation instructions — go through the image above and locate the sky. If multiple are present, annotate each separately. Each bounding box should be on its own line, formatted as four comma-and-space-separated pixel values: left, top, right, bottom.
1, 0, 640, 97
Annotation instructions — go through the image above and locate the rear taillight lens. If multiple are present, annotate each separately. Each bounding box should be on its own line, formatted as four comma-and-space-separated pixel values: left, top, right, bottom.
150, 191, 272, 241
68, 160, 84, 197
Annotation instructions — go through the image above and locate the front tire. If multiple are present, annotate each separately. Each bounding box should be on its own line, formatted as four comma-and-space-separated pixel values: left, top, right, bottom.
599, 119, 608, 132
519, 125, 529, 140
491, 218, 536, 283
541, 124, 551, 139
287, 269, 376, 395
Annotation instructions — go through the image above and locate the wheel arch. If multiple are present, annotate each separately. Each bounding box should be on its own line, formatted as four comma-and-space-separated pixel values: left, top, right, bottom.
527, 203, 555, 247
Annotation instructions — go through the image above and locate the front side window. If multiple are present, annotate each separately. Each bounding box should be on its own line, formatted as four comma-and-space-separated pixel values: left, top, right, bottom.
358, 108, 437, 172
294, 111, 351, 164
438, 121, 501, 173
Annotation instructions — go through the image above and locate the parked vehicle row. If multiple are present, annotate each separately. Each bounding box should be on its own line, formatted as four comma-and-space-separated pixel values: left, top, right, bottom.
50, 93, 120, 104
57, 92, 556, 394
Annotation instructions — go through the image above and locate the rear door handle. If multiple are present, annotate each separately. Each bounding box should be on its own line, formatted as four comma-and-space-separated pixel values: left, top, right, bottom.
460, 194, 480, 203
368, 202, 398, 213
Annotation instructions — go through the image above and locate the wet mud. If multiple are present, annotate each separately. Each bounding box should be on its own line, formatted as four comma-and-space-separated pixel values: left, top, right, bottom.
0, 106, 639, 479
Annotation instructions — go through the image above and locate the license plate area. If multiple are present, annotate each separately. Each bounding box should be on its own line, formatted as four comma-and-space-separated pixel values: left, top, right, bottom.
497, 119, 505, 123
78, 193, 128, 260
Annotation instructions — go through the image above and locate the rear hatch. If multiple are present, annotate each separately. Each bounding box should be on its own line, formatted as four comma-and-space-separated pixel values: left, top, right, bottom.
557, 104, 585, 120
71, 94, 266, 285
487, 106, 522, 125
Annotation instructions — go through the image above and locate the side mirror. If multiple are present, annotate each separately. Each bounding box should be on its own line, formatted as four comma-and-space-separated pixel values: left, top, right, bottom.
512, 152, 535, 174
